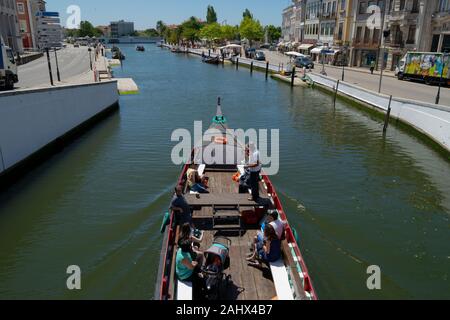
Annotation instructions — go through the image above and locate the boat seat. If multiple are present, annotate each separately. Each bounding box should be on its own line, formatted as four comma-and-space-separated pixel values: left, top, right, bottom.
177, 280, 193, 300
269, 259, 294, 300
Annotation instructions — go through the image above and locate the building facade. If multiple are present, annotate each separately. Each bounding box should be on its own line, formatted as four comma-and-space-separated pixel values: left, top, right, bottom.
282, 4, 295, 42
110, 20, 134, 38
16, 0, 35, 50
282, 0, 447, 69
0, 0, 23, 52
431, 0, 450, 52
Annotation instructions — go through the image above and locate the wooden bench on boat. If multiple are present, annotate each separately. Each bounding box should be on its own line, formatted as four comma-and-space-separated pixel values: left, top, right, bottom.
185, 194, 262, 207
270, 260, 294, 300
177, 280, 193, 300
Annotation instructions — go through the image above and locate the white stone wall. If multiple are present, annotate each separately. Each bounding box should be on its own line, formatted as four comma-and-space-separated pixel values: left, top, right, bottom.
0, 80, 118, 173
309, 73, 450, 152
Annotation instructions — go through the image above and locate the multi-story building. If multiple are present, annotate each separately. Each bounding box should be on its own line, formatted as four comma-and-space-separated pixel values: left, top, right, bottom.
349, 0, 385, 68
16, 0, 35, 50
382, 0, 436, 70
320, 0, 338, 46
303, 0, 322, 54
282, 4, 295, 42
0, 0, 23, 52
36, 11, 62, 49
431, 0, 450, 52
110, 20, 134, 38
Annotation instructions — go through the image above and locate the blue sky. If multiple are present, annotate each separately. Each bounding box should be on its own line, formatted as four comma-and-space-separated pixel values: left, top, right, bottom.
46, 0, 289, 30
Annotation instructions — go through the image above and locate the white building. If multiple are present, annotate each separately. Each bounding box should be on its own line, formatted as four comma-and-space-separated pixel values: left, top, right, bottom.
110, 20, 134, 38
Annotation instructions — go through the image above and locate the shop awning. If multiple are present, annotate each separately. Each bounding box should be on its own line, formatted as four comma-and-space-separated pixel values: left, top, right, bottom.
298, 44, 314, 50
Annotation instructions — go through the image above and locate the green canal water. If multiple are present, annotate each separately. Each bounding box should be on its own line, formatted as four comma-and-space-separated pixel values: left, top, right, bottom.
0, 44, 449, 300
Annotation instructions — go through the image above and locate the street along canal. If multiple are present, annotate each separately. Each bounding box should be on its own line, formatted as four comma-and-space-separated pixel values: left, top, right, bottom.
0, 44, 449, 299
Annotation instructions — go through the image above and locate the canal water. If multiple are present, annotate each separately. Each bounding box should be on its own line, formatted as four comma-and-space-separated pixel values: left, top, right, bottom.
0, 44, 449, 299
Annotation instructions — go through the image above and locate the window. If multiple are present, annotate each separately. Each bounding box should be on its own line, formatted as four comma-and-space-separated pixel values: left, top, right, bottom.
17, 2, 25, 14
411, 0, 419, 13
399, 0, 405, 11
356, 26, 362, 43
407, 25, 416, 44
19, 20, 27, 33
341, 0, 346, 10
359, 1, 367, 14
337, 23, 343, 40
373, 29, 380, 44
364, 27, 371, 43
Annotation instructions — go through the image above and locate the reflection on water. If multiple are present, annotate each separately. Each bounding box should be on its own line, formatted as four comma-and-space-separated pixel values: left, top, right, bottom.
0, 45, 449, 299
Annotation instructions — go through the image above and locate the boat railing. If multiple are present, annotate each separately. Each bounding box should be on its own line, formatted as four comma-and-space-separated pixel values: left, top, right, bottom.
262, 174, 318, 300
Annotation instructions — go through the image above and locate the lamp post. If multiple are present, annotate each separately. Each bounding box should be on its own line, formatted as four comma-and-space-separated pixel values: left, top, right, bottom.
45, 48, 54, 86
341, 45, 348, 81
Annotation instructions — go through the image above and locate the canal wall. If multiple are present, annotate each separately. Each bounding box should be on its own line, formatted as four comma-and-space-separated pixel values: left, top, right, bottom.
0, 80, 119, 182
309, 74, 450, 153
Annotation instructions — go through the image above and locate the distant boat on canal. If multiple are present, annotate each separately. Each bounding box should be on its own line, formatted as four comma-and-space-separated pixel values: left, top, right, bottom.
136, 46, 145, 52
155, 98, 317, 301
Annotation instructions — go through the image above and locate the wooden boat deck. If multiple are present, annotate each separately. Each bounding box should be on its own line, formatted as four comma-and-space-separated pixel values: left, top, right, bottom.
169, 167, 277, 300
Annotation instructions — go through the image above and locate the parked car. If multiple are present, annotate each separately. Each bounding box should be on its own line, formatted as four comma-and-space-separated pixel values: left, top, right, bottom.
255, 51, 266, 61
74, 43, 80, 48
245, 48, 256, 58
295, 56, 314, 69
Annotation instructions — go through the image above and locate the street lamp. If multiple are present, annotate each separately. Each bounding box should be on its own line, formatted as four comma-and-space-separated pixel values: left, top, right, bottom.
378, 29, 391, 93
341, 45, 348, 81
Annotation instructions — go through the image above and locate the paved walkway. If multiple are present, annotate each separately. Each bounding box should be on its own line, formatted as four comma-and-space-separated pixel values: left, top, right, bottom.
15, 44, 112, 89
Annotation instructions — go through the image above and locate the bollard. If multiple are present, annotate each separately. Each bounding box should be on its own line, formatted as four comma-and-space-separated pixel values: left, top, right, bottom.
383, 95, 393, 133
265, 62, 269, 79
236, 58, 239, 70
208, 49, 211, 57
250, 61, 254, 74
333, 80, 340, 108
291, 67, 296, 87
45, 48, 54, 86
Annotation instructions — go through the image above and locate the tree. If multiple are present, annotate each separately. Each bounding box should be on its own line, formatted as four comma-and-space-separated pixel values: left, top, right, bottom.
220, 25, 238, 41
264, 25, 282, 43
199, 22, 222, 46
156, 20, 167, 36
206, 5, 217, 24
180, 16, 203, 43
243, 9, 253, 20
78, 21, 97, 37
239, 17, 264, 46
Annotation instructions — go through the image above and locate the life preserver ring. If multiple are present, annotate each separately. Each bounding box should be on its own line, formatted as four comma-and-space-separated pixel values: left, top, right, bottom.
214, 137, 228, 144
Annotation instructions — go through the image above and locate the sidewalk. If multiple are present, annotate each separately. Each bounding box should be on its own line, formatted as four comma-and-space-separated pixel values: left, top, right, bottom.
262, 50, 396, 78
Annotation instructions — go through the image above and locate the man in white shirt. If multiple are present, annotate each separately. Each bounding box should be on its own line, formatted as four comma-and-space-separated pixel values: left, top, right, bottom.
245, 143, 262, 201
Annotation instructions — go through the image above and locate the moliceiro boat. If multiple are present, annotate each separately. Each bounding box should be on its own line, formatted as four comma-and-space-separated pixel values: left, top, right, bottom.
155, 99, 317, 301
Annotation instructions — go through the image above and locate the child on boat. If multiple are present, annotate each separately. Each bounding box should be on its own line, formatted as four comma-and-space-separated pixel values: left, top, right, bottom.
247, 224, 282, 266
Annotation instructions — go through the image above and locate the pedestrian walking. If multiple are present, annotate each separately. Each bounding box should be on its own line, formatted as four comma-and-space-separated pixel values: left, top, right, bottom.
370, 60, 376, 74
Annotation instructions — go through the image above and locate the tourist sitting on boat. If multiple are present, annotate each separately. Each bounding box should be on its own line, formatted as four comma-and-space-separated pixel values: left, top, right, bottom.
178, 223, 204, 262
247, 224, 282, 266
176, 239, 205, 297
248, 210, 285, 258
186, 168, 201, 190
191, 176, 210, 194
245, 143, 262, 202
171, 185, 192, 225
